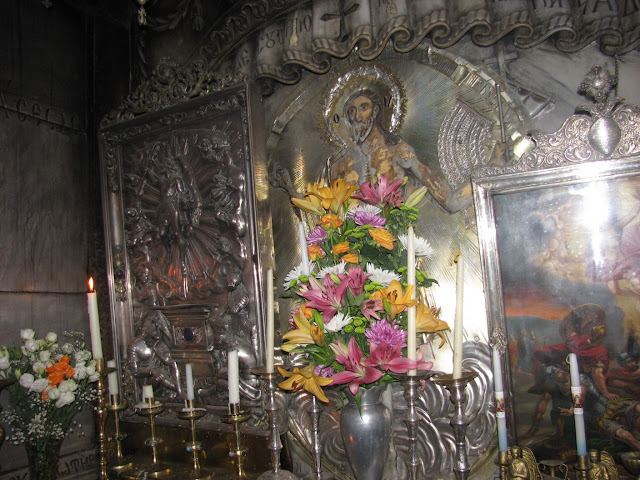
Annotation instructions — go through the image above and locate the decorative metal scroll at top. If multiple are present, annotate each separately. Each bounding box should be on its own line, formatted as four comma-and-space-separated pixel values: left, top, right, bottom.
478, 65, 640, 177
104, 0, 640, 126
286, 341, 495, 480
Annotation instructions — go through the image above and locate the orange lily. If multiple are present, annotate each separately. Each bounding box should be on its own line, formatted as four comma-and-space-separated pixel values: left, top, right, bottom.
308, 179, 358, 213
281, 311, 325, 352
379, 280, 417, 319
278, 365, 333, 403
416, 302, 450, 348
291, 184, 324, 215
369, 228, 395, 250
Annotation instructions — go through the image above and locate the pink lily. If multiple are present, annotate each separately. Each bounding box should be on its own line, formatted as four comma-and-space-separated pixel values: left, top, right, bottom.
351, 174, 404, 208
365, 342, 416, 373
359, 298, 383, 321
301, 274, 349, 322
330, 338, 383, 395
338, 265, 371, 297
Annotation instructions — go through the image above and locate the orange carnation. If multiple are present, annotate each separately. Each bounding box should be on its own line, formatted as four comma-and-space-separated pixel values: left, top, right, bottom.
332, 242, 350, 255
307, 244, 325, 261
318, 214, 343, 230
46, 356, 74, 386
369, 228, 395, 250
341, 254, 359, 264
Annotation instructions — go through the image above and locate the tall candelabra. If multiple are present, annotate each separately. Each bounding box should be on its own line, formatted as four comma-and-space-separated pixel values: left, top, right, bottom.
432, 371, 478, 480
252, 367, 300, 480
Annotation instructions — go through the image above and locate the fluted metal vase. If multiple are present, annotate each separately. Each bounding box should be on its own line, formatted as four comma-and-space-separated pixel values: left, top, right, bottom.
340, 385, 391, 480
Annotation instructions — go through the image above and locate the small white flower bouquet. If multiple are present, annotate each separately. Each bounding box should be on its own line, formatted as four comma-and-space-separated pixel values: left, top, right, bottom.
0, 329, 98, 448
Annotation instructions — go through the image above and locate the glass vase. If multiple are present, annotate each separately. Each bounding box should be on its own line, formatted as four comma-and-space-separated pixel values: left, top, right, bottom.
25, 438, 62, 480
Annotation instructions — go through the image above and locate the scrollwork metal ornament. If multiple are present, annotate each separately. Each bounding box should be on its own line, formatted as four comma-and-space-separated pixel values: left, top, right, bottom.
479, 65, 640, 177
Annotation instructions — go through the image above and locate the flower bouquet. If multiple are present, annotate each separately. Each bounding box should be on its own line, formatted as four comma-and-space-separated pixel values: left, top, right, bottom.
278, 174, 450, 405
0, 329, 99, 480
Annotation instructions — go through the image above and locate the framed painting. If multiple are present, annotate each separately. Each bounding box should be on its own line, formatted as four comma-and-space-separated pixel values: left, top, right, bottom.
473, 156, 640, 464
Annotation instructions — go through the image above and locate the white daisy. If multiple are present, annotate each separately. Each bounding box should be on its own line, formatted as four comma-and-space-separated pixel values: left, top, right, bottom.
283, 262, 316, 289
366, 263, 401, 287
398, 234, 435, 258
317, 263, 346, 278
347, 203, 382, 216
325, 312, 353, 333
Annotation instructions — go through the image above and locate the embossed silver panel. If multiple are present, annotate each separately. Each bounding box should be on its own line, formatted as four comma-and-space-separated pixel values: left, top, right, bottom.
99, 84, 266, 410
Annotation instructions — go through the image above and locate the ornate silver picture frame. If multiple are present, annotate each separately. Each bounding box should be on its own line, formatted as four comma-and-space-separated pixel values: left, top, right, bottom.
473, 155, 640, 462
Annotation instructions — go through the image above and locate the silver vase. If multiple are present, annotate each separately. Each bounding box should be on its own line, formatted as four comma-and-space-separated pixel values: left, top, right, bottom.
340, 385, 391, 480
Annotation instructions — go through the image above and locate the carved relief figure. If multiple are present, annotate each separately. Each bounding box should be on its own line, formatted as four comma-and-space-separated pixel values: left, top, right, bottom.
324, 67, 471, 213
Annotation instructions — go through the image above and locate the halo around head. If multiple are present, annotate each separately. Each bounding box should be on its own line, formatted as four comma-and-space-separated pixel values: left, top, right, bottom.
322, 65, 405, 147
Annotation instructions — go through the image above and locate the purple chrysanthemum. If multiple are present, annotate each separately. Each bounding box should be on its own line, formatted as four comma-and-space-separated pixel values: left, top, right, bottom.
314, 365, 334, 377
365, 320, 407, 347
349, 211, 387, 228
307, 226, 328, 245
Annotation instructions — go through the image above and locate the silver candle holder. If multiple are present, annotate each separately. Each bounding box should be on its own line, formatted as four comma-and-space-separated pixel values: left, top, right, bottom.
252, 366, 300, 480
303, 395, 335, 480
432, 371, 479, 480
397, 371, 433, 480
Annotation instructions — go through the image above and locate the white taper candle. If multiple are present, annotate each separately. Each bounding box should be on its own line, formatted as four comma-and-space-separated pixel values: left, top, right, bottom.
107, 359, 118, 396
228, 350, 240, 405
266, 268, 275, 373
492, 347, 508, 452
87, 278, 103, 360
568, 353, 587, 456
406, 226, 417, 375
453, 255, 464, 379
298, 222, 310, 276
185, 363, 194, 401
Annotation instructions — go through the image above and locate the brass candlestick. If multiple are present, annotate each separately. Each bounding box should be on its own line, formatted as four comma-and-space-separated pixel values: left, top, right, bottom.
574, 454, 591, 480
252, 367, 300, 480
496, 450, 510, 480
221, 402, 251, 479
432, 371, 479, 480
135, 398, 171, 478
176, 400, 213, 480
95, 359, 112, 480
107, 394, 133, 473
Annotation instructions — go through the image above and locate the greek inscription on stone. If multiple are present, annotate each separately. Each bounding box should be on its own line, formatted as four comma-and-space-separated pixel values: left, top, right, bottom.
531, 0, 564, 8
577, 0, 615, 13
258, 29, 283, 53
286, 14, 312, 37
